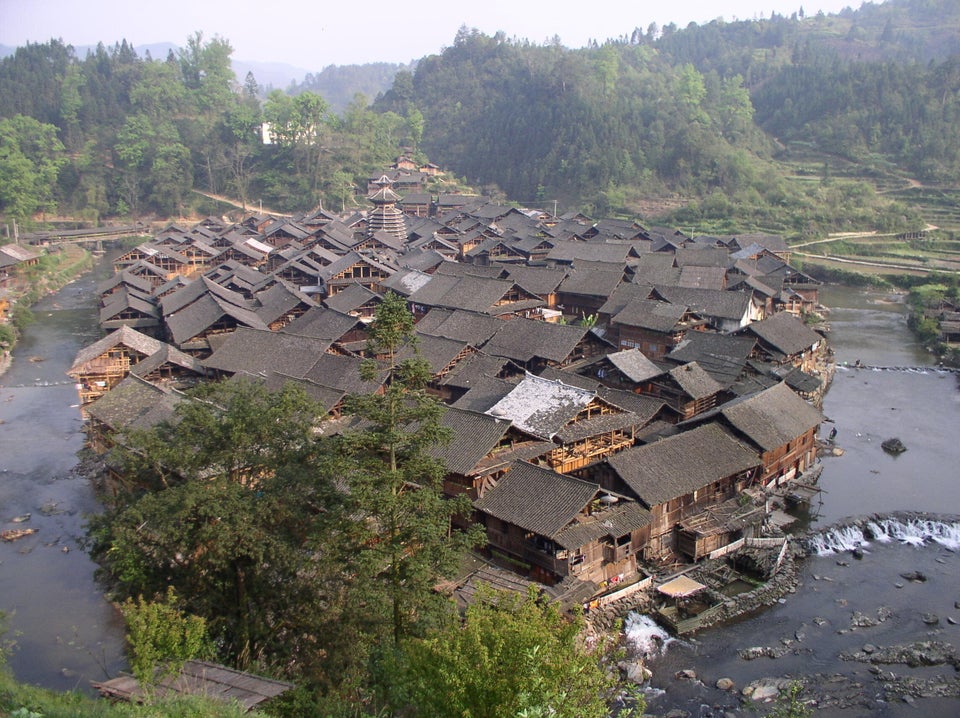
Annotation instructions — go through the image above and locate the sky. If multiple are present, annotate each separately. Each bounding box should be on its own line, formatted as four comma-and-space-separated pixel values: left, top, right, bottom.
1, 0, 863, 71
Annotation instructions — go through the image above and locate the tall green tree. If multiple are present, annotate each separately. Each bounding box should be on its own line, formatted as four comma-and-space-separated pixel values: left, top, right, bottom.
88, 380, 350, 670
340, 292, 482, 648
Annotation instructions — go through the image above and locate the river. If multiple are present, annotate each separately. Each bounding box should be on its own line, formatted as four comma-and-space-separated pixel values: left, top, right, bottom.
636, 285, 960, 717
0, 262, 127, 691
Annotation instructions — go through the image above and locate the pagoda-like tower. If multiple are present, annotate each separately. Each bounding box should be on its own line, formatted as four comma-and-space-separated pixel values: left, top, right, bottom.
366, 175, 406, 241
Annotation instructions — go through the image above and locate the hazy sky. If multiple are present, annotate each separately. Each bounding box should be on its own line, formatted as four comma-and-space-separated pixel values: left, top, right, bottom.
2, 0, 862, 70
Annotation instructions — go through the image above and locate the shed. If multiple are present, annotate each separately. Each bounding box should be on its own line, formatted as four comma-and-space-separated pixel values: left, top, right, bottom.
93, 660, 293, 712
656, 575, 707, 598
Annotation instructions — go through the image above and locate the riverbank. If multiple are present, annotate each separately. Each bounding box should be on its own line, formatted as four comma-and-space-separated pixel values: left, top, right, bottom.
0, 244, 93, 376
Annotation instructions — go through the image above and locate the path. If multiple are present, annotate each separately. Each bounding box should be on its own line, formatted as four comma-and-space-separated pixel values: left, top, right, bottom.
192, 190, 291, 217
795, 250, 959, 276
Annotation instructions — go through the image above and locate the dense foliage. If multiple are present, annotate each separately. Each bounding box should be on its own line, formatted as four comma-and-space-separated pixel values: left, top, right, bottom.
0, 35, 416, 222
383, 586, 632, 718
1, 0, 957, 233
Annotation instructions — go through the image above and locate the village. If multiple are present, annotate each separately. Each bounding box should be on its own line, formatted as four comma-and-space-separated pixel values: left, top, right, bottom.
56, 158, 834, 640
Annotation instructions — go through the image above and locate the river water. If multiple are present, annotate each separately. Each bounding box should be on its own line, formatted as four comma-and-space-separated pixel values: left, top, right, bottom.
0, 264, 127, 690
637, 285, 960, 717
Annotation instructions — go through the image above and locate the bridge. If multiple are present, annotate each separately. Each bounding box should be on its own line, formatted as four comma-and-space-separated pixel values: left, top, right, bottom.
20, 224, 152, 249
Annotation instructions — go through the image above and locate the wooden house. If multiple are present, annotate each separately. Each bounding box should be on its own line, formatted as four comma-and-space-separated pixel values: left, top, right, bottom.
555, 266, 625, 319
643, 361, 728, 420
653, 286, 758, 333
481, 317, 608, 373
319, 251, 398, 296
281, 306, 369, 348
609, 298, 707, 359
503, 266, 568, 310
484, 373, 639, 474
399, 192, 432, 218
67, 326, 165, 410
395, 331, 477, 388
261, 219, 314, 249
474, 461, 652, 585
689, 382, 823, 488
736, 311, 825, 373
407, 273, 545, 319
601, 423, 762, 561
251, 281, 317, 330
0, 244, 40, 283
583, 347, 664, 392
83, 376, 181, 455
429, 406, 550, 502
96, 271, 154, 306
128, 343, 208, 391
323, 283, 382, 319
99, 288, 161, 332
665, 332, 756, 390
165, 292, 270, 355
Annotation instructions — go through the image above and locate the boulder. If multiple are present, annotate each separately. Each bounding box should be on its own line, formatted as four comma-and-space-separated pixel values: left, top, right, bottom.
715, 677, 735, 691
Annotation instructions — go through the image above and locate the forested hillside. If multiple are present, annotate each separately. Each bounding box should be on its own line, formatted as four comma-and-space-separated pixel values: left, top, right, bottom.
0, 0, 957, 235
0, 35, 423, 223
375, 0, 957, 229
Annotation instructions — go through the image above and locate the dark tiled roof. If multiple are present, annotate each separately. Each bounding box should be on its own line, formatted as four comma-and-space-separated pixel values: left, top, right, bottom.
607, 423, 760, 506
677, 265, 727, 290
322, 283, 381, 314
612, 299, 688, 332
166, 294, 269, 345
741, 311, 823, 359
665, 361, 725, 399
130, 344, 207, 379
597, 387, 672, 424
203, 327, 333, 376
303, 353, 387, 395
557, 267, 624, 298
428, 406, 512, 475
449, 374, 519, 413
474, 462, 599, 538
655, 286, 752, 322
553, 501, 652, 549
85, 376, 181, 433
606, 348, 663, 383
719, 382, 822, 451
281, 307, 363, 341
439, 351, 511, 390
399, 332, 471, 374
482, 318, 587, 364
417, 308, 505, 345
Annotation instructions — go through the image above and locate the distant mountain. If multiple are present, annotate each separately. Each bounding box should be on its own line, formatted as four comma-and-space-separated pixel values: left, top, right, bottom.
232, 58, 312, 92
287, 61, 417, 114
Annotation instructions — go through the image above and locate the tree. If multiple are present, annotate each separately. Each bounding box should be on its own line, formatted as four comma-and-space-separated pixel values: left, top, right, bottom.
121, 587, 212, 685
385, 586, 631, 718
0, 115, 66, 222
88, 380, 350, 670
339, 292, 482, 647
